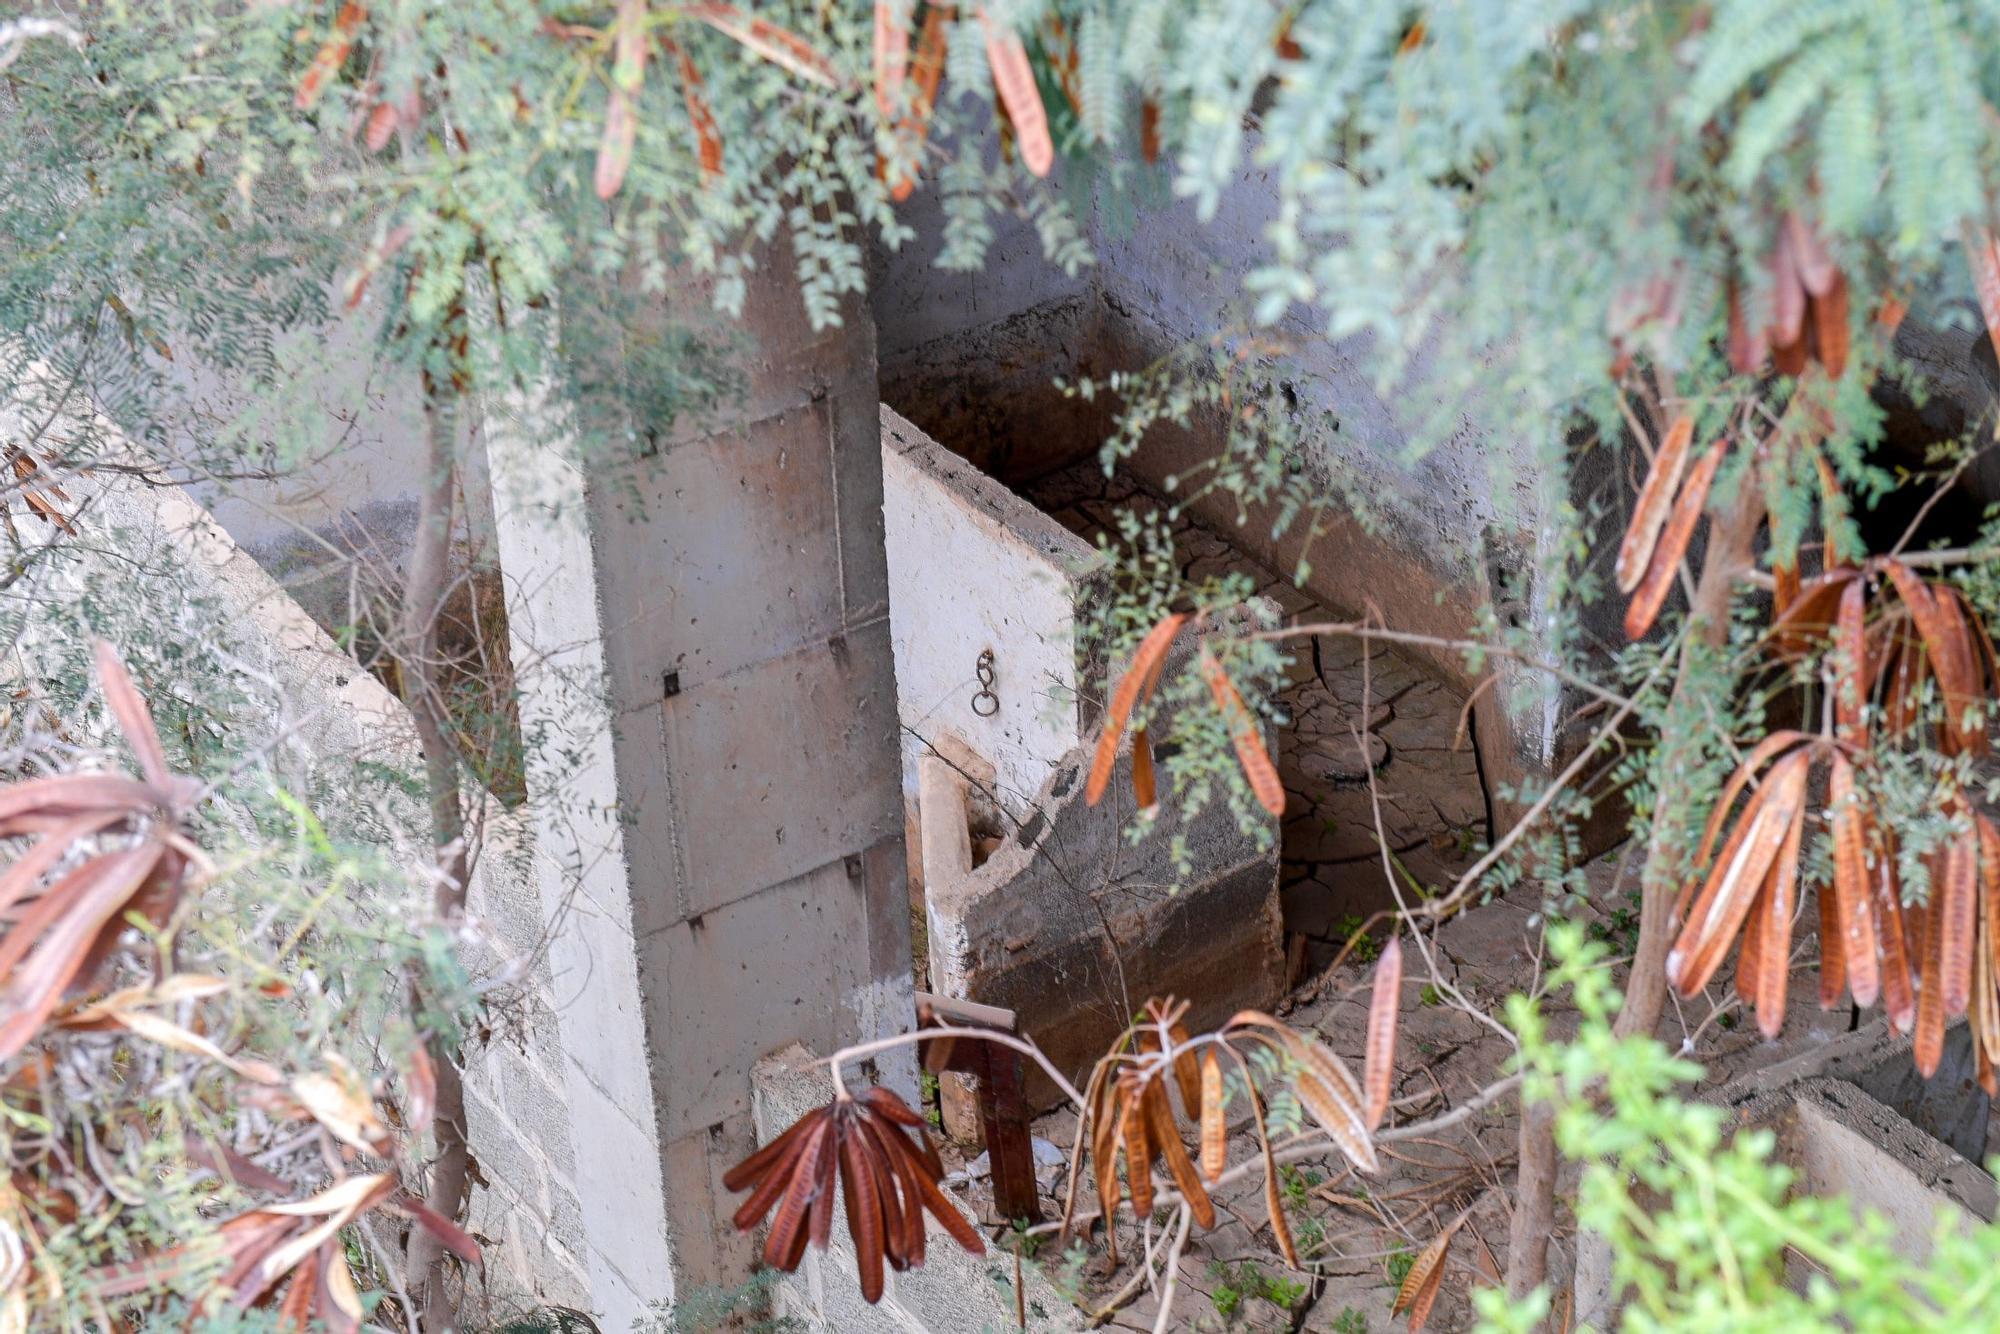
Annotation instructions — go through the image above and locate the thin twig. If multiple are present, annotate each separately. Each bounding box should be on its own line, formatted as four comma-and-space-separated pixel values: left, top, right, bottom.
1148, 1204, 1194, 1334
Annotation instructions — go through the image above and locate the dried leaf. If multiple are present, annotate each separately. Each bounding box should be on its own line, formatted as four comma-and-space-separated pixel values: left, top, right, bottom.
1089, 1068, 1123, 1264
1787, 213, 1837, 297
1144, 1081, 1214, 1229
595, 89, 637, 200
1392, 1218, 1461, 1332
1875, 836, 1917, 1035
1938, 824, 1979, 1020
94, 641, 172, 793
1770, 223, 1807, 347
689, 3, 841, 87
295, 3, 368, 111
1625, 435, 1727, 640
1363, 936, 1401, 1131
320, 1241, 363, 1330
1668, 748, 1809, 997
1976, 818, 2000, 1077
1735, 877, 1768, 1019
403, 1039, 436, 1135
0, 842, 167, 1061
1132, 727, 1157, 810
362, 100, 398, 152
890, 3, 951, 199
260, 1174, 398, 1280
1286, 1032, 1377, 1174
1817, 882, 1846, 1011
1814, 268, 1851, 378
1086, 613, 1188, 805
594, 0, 647, 199
1964, 223, 2000, 357
874, 1, 909, 119
1726, 281, 1767, 374
1199, 1050, 1225, 1183
1671, 730, 1814, 927
1885, 560, 1986, 756
1829, 753, 1879, 1007
725, 1104, 822, 1195
1615, 413, 1694, 595
1752, 790, 1805, 1037
875, 1116, 985, 1256
762, 1116, 830, 1268
1834, 575, 1868, 740
1200, 645, 1285, 816
1167, 1020, 1201, 1116
291, 1056, 392, 1155
1879, 292, 1910, 337
980, 8, 1052, 177
1121, 1072, 1155, 1216
1916, 853, 1950, 1077
666, 41, 724, 180
104, 1007, 261, 1078
839, 1119, 886, 1303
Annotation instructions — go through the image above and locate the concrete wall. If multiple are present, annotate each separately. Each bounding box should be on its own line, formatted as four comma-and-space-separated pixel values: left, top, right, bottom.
868, 149, 1562, 796
920, 615, 1285, 1111
488, 259, 923, 1319
882, 405, 1104, 816
0, 368, 590, 1315
146, 304, 500, 644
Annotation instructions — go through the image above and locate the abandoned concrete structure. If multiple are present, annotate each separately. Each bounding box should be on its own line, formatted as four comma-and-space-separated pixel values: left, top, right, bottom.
110, 158, 1570, 1326
32, 147, 2000, 1333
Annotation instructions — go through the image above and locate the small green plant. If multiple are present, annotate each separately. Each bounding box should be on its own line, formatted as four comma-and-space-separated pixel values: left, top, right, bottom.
1586, 889, 1643, 955
1295, 1212, 1329, 1258
1331, 914, 1382, 964
1330, 1309, 1370, 1334
643, 1272, 802, 1333
492, 1311, 602, 1334
1474, 923, 2000, 1331
1418, 983, 1444, 1007
918, 1069, 943, 1130
1209, 1262, 1309, 1320
1384, 1245, 1416, 1301
1279, 1163, 1322, 1210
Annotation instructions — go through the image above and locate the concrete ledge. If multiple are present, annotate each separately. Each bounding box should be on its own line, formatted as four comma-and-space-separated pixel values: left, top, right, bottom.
1737, 1077, 1996, 1273
926, 734, 1283, 1112
750, 1044, 1083, 1332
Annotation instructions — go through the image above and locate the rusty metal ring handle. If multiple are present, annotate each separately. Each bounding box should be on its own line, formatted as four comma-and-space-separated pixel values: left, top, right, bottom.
970, 648, 1000, 717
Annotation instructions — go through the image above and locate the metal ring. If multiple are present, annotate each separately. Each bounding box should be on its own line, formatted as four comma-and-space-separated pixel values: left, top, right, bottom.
971, 648, 1000, 716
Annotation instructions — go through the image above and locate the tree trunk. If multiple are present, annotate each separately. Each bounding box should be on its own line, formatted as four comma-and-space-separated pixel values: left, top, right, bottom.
400, 362, 473, 1332
1505, 1094, 1557, 1301
1572, 467, 1764, 1324
1614, 476, 1763, 1041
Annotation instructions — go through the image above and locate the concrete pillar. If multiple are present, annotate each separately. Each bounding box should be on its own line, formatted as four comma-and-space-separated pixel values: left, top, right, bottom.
487, 264, 916, 1324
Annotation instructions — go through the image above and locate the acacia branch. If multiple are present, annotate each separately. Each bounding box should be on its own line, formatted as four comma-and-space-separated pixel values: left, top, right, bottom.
397, 345, 474, 1332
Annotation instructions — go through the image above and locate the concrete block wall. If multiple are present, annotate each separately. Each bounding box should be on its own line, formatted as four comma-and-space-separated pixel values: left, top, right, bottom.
488, 259, 924, 1321
0, 370, 591, 1315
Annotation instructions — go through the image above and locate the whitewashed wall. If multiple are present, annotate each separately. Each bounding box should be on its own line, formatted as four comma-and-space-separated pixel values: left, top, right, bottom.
880, 406, 1102, 816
